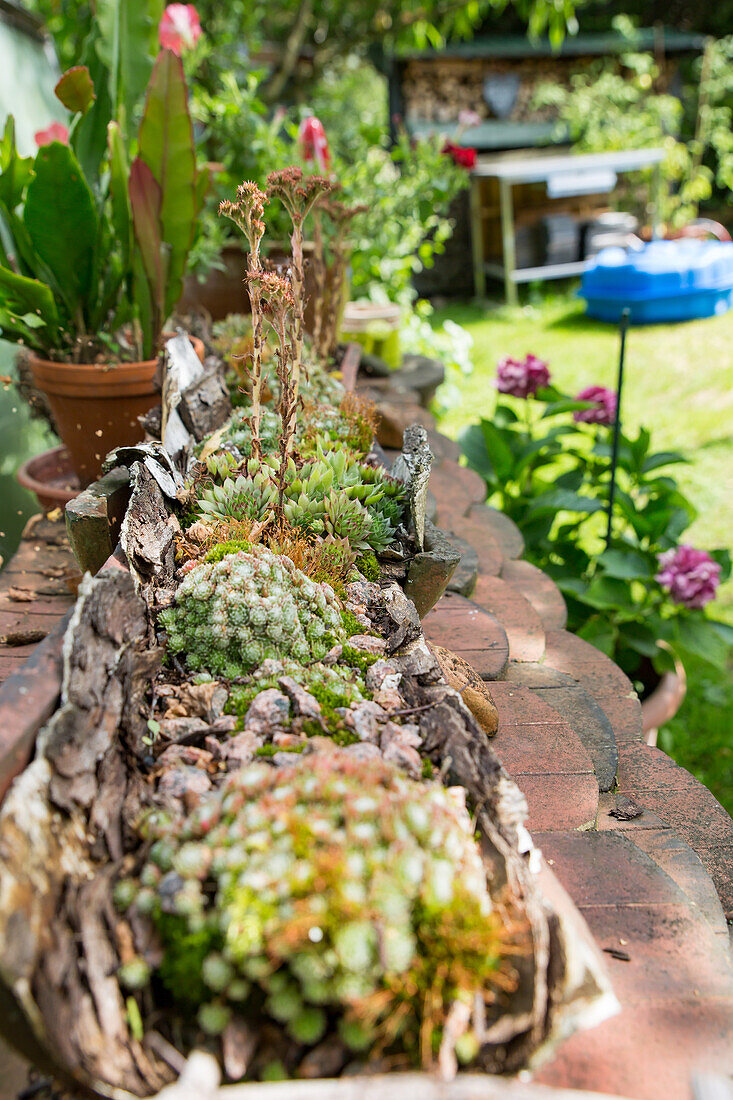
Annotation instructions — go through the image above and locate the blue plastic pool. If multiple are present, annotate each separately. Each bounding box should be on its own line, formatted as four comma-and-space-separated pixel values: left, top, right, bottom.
581, 239, 733, 324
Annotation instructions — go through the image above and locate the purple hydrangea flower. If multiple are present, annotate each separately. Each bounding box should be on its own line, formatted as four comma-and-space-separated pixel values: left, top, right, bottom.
496, 354, 550, 399
655, 545, 721, 609
574, 385, 618, 426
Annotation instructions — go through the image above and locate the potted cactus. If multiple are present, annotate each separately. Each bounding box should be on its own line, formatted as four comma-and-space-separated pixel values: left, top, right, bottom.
0, 40, 203, 485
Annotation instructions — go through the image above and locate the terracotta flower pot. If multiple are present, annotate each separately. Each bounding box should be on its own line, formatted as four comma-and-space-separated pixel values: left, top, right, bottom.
178, 243, 250, 320
16, 445, 80, 511
641, 659, 687, 747
27, 337, 204, 487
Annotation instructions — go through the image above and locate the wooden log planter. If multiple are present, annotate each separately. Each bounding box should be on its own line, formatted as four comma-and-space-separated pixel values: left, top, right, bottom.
0, 338, 617, 1099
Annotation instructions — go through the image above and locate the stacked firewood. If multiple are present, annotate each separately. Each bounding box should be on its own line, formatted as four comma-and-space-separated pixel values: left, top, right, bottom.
400, 55, 679, 125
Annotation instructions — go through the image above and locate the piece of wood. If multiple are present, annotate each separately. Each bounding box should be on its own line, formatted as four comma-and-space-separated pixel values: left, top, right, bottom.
65, 465, 131, 576
178, 365, 232, 441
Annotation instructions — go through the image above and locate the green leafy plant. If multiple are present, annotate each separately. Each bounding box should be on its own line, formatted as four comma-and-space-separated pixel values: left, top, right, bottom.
196, 463, 279, 525
460, 358, 732, 681
533, 21, 733, 227
0, 46, 201, 361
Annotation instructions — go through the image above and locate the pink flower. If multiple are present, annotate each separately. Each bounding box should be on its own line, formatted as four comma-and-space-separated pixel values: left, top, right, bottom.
574, 385, 618, 426
655, 545, 721, 609
158, 4, 201, 55
458, 109, 482, 129
496, 353, 551, 398
34, 122, 69, 147
297, 116, 331, 173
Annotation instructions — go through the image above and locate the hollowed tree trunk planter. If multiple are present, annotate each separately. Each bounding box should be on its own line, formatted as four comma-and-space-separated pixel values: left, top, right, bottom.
0, 346, 616, 1097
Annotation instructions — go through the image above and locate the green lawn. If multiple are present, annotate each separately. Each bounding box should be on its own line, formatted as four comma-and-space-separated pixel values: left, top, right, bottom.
432, 289, 733, 813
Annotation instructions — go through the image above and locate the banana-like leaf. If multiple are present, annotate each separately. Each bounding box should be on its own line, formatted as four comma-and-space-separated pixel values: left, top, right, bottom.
129, 157, 164, 304
55, 66, 96, 114
0, 265, 59, 346
0, 118, 33, 212
23, 142, 98, 325
108, 121, 132, 270
138, 49, 197, 319
96, 0, 163, 139
70, 30, 114, 191
129, 156, 166, 356
132, 248, 155, 360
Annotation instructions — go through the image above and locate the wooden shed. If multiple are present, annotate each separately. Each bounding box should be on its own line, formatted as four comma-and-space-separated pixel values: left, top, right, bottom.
385, 29, 705, 298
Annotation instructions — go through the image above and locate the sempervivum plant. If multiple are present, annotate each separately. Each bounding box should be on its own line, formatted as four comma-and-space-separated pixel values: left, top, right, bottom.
159, 547, 344, 677
117, 755, 505, 1069
197, 462, 278, 526
323, 491, 374, 551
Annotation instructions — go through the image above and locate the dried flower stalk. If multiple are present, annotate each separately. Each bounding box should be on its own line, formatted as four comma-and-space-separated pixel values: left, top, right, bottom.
251, 270, 297, 525
319, 199, 368, 359
267, 168, 335, 431
311, 205, 327, 360
219, 183, 268, 460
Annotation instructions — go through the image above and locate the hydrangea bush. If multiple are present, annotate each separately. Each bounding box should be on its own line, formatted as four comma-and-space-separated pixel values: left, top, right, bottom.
160, 547, 344, 677
461, 355, 731, 680
116, 755, 505, 1066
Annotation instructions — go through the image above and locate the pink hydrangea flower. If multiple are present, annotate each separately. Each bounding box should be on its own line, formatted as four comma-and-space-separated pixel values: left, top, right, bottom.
34, 122, 69, 147
496, 353, 551, 398
655, 545, 721, 609
159, 4, 201, 55
298, 116, 331, 173
574, 385, 618, 425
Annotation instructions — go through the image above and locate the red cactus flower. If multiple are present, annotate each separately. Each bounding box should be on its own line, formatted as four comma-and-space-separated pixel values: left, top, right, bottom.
298, 116, 331, 173
34, 122, 69, 148
158, 4, 201, 55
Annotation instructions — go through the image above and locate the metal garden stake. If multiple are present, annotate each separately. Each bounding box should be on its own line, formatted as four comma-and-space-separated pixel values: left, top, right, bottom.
606, 307, 630, 548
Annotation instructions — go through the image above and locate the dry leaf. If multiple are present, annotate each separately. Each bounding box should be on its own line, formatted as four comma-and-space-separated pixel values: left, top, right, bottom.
6, 586, 36, 602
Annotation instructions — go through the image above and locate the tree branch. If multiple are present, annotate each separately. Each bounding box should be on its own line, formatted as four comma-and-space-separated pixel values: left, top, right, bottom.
263, 0, 315, 102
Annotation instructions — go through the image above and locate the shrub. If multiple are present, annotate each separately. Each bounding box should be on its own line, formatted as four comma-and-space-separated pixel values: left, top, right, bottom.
460, 361, 731, 680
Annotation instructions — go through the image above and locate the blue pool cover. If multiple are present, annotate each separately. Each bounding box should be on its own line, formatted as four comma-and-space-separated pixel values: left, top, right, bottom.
581, 239, 733, 324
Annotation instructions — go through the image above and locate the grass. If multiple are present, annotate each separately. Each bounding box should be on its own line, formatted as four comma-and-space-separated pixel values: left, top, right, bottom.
431, 288, 733, 814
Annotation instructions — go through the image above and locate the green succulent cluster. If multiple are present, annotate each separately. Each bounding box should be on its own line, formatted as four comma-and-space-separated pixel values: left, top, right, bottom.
160, 547, 344, 678
117, 755, 503, 1065
197, 461, 278, 526
193, 438, 404, 556
226, 657, 366, 719
204, 451, 240, 484
227, 406, 281, 457
284, 441, 405, 552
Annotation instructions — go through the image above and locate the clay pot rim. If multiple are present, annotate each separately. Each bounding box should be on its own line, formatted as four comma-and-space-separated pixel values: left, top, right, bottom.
640, 647, 687, 738
26, 335, 205, 373
16, 445, 79, 506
